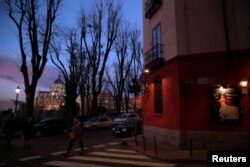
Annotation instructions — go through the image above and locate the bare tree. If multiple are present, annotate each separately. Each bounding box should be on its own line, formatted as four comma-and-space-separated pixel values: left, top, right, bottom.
79, 59, 91, 116
128, 42, 144, 112
50, 27, 85, 118
79, 0, 121, 114
5, 0, 62, 118
106, 26, 141, 113
123, 50, 143, 113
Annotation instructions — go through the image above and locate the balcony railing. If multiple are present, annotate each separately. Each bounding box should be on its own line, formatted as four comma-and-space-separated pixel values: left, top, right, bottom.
144, 44, 164, 70
145, 0, 162, 19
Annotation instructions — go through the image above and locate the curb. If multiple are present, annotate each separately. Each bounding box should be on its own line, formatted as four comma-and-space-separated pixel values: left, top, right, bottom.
123, 137, 208, 164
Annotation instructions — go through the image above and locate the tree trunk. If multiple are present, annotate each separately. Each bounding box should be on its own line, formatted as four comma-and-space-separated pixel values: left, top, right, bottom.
25, 87, 36, 118
116, 101, 121, 113
86, 95, 91, 115
115, 93, 123, 113
92, 93, 98, 116
80, 93, 85, 116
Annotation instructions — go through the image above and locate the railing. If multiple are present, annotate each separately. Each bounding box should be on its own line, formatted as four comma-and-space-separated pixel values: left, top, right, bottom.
145, 0, 162, 18
144, 44, 164, 69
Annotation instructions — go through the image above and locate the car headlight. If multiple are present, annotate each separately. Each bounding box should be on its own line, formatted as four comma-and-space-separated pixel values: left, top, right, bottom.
122, 128, 127, 132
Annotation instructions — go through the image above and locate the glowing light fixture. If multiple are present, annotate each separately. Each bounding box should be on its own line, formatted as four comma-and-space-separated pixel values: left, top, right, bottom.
15, 86, 21, 94
240, 79, 248, 94
144, 69, 149, 73
240, 79, 248, 87
143, 69, 149, 92
15, 86, 21, 114
220, 86, 227, 93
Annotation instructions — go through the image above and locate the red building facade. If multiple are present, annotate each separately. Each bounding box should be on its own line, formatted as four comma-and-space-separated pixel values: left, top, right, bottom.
143, 0, 250, 150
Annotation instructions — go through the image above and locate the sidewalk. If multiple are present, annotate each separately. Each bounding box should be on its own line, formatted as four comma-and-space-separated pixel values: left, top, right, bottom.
123, 134, 208, 164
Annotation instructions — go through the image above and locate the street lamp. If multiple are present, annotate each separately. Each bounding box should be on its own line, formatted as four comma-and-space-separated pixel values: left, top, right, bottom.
15, 86, 21, 114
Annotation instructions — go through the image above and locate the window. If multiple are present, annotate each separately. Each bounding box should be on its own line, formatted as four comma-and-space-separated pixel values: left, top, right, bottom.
152, 23, 162, 59
154, 76, 162, 114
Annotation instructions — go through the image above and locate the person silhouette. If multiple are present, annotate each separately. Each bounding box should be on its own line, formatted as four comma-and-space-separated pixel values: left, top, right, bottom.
3, 114, 15, 150
63, 115, 84, 157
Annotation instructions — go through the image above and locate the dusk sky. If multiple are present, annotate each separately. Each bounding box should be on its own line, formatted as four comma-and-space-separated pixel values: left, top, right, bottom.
0, 0, 142, 102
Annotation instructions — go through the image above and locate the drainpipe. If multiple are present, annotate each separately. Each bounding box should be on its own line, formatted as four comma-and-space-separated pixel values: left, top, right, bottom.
222, 0, 232, 68
182, 0, 189, 150
184, 0, 190, 55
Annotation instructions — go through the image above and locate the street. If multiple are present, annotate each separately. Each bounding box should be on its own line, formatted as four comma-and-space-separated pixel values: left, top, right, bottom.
0, 129, 205, 167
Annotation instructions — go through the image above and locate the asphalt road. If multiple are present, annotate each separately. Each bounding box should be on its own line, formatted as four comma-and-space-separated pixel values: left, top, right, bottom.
0, 129, 204, 167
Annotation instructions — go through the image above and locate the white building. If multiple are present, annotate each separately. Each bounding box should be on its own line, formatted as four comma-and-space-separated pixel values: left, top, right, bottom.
35, 75, 65, 110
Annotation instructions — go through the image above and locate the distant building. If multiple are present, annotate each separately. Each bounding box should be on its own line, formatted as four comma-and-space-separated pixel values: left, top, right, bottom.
0, 100, 15, 112
0, 99, 24, 112
35, 75, 65, 110
97, 92, 114, 111
81, 91, 114, 115
0, 99, 25, 120
131, 96, 142, 111
143, 0, 250, 150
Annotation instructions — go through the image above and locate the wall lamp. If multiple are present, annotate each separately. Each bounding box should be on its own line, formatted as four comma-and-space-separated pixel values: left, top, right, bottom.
144, 69, 150, 74
143, 68, 150, 92
240, 79, 248, 94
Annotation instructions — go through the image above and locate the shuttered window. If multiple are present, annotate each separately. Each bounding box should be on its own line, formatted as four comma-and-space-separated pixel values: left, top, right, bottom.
154, 76, 162, 114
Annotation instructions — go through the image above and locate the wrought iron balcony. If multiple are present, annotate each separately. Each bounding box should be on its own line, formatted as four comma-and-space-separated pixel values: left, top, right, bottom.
144, 44, 164, 70
145, 0, 162, 19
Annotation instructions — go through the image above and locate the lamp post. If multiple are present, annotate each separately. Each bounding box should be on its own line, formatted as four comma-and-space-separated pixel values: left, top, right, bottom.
15, 86, 21, 114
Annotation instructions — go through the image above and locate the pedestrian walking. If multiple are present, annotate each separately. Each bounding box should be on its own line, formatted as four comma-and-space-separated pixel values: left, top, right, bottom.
63, 115, 84, 157
22, 117, 35, 149
2, 114, 15, 150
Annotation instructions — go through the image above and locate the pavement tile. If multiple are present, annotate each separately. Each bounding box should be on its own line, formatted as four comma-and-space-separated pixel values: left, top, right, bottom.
124, 134, 208, 164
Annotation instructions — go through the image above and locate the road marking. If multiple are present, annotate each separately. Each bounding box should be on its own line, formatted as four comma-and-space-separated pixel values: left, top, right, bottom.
89, 152, 149, 159
107, 142, 119, 145
106, 148, 136, 153
70, 156, 175, 167
51, 147, 89, 155
74, 147, 89, 151
51, 151, 67, 155
92, 144, 105, 148
43, 160, 110, 167
19, 155, 42, 161
0, 162, 6, 166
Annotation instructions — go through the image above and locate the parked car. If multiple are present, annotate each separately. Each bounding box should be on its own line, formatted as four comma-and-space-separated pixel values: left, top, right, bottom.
83, 117, 113, 130
34, 118, 69, 137
113, 113, 139, 125
112, 119, 142, 137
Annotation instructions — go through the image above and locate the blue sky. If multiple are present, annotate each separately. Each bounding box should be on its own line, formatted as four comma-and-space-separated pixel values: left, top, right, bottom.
0, 0, 142, 102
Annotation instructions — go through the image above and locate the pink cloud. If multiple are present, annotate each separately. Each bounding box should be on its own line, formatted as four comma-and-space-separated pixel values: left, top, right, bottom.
0, 55, 22, 83
0, 54, 59, 88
